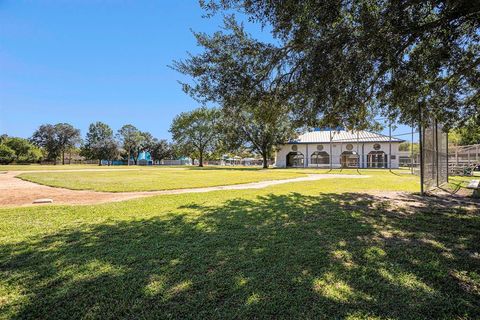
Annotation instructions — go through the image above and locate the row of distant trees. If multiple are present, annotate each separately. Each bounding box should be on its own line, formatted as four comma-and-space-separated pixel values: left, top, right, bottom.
83, 122, 174, 165
169, 105, 293, 168
0, 122, 174, 165
2, 101, 477, 166
3, 107, 477, 166
1, 103, 288, 167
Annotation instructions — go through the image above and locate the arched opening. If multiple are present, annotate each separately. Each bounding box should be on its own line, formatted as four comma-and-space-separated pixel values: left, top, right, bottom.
340, 151, 359, 168
311, 151, 330, 166
367, 151, 387, 168
286, 152, 304, 167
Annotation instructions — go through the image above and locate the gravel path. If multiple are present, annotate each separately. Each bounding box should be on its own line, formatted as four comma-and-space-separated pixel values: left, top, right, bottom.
0, 170, 369, 207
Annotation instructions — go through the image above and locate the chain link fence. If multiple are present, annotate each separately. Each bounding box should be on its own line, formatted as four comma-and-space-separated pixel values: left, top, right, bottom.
420, 119, 448, 192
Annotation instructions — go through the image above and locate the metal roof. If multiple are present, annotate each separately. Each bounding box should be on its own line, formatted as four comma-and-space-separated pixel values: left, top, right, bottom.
287, 130, 404, 144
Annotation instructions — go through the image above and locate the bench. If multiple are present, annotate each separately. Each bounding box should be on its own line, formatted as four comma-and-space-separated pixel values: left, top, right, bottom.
466, 179, 480, 198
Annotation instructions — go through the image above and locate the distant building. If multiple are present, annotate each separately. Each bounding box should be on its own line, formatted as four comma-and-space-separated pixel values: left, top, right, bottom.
274, 130, 404, 168
101, 151, 190, 166
129, 151, 153, 166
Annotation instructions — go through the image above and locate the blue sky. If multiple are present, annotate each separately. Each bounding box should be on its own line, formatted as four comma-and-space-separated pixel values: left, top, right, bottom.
0, 0, 416, 141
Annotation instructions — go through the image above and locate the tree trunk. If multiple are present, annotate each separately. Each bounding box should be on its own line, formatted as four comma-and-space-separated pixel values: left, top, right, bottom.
127, 150, 130, 166
199, 150, 203, 167
262, 152, 268, 169
62, 150, 65, 165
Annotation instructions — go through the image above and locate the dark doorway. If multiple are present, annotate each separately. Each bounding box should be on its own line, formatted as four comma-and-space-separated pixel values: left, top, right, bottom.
286, 152, 304, 167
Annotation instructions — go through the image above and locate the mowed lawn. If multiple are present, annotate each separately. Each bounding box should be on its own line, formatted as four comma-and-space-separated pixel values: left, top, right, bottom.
1, 171, 479, 319
17, 167, 309, 192
16, 167, 419, 192
0, 164, 120, 171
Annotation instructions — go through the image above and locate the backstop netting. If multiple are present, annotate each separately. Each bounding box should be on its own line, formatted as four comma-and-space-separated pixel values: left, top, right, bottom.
421, 119, 448, 191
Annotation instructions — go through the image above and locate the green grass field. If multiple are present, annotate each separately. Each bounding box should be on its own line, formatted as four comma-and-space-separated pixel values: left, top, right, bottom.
1, 169, 479, 319
17, 167, 309, 192
0, 164, 123, 171
16, 167, 420, 192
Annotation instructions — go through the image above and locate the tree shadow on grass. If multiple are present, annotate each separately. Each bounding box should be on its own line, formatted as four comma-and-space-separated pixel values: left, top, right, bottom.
1, 192, 479, 319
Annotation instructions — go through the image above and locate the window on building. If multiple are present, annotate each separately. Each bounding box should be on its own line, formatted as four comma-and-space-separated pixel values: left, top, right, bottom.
341, 151, 359, 168
367, 151, 387, 168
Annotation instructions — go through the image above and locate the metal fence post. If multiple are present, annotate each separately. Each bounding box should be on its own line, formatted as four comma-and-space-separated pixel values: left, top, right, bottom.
329, 130, 333, 170
446, 132, 449, 183
435, 119, 439, 187
419, 108, 424, 195
411, 124, 414, 174
389, 123, 392, 171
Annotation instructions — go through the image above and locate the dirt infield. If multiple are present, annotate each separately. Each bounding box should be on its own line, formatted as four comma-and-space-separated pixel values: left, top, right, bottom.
0, 171, 369, 207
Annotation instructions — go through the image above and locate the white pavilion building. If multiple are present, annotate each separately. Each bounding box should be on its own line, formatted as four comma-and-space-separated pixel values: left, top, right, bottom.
274, 129, 403, 168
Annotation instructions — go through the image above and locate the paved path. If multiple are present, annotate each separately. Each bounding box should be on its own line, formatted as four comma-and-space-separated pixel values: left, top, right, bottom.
0, 171, 369, 207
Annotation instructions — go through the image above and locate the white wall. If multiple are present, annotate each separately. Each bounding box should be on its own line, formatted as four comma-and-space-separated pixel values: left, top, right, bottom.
274, 142, 400, 168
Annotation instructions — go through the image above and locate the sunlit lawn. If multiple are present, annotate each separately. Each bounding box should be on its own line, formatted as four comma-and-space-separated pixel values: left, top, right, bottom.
0, 164, 124, 171
16, 167, 419, 192
444, 174, 479, 193
1, 170, 479, 319
17, 167, 310, 192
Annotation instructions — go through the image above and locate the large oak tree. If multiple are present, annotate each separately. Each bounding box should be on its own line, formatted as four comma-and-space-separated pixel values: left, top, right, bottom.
117, 125, 144, 165
31, 123, 81, 164
174, 18, 297, 168
197, 0, 479, 129
170, 107, 220, 167
82, 122, 119, 165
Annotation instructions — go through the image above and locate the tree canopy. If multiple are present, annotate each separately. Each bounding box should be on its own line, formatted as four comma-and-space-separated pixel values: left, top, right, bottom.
170, 107, 220, 167
174, 18, 298, 167
221, 101, 295, 168
30, 124, 59, 161
195, 0, 479, 129
449, 117, 480, 145
82, 122, 119, 164
148, 139, 174, 163
0, 144, 16, 164
2, 137, 42, 163
117, 125, 145, 165
31, 123, 81, 163
54, 123, 82, 164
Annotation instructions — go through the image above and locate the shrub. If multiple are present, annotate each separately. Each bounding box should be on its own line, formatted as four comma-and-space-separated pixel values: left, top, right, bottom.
0, 144, 15, 164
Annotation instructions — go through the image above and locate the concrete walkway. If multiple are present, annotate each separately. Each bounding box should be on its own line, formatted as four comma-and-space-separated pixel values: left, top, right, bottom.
0, 171, 368, 207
